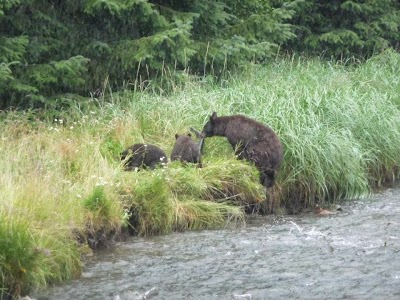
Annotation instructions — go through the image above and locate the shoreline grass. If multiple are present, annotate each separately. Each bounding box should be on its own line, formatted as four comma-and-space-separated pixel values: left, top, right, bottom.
1, 49, 400, 298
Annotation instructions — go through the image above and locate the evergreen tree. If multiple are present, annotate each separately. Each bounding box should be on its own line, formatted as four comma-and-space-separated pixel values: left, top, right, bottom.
0, 0, 299, 109
6, 1, 382, 109
286, 0, 400, 58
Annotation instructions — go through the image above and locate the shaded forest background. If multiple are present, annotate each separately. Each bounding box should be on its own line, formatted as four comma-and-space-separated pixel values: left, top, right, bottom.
0, 0, 399, 110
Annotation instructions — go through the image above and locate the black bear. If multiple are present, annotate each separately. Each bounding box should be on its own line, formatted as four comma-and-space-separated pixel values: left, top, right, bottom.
170, 133, 202, 166
121, 143, 168, 171
201, 112, 283, 188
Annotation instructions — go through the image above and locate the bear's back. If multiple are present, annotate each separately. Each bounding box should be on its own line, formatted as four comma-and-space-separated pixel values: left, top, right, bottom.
122, 143, 167, 170
222, 115, 279, 146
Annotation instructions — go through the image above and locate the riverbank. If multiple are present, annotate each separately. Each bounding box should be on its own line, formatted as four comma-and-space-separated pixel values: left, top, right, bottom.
1, 49, 400, 298
34, 181, 400, 300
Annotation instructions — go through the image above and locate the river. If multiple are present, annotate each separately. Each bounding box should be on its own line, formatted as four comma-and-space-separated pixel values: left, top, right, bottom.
33, 183, 400, 300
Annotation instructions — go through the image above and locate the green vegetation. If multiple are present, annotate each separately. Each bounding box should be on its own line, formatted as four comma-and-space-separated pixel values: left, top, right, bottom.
1, 1, 399, 298
1, 49, 400, 297
288, 0, 399, 57
1, 0, 399, 109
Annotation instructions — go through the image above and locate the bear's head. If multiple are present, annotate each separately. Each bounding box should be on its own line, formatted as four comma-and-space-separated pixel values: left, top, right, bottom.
175, 133, 192, 140
120, 148, 133, 162
202, 112, 218, 137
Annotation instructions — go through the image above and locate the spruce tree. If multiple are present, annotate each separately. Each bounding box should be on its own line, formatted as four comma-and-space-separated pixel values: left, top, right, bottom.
0, 0, 301, 109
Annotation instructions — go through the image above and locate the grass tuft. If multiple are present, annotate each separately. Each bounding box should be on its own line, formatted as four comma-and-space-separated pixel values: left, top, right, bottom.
117, 158, 256, 236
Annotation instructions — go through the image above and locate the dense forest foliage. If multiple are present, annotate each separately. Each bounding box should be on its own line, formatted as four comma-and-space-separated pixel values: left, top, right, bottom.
1, 0, 399, 109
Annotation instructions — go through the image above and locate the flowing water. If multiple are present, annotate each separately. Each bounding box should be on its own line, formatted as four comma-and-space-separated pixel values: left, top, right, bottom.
33, 184, 400, 300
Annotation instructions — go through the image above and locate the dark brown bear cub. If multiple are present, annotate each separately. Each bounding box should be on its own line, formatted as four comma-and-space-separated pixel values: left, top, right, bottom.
202, 112, 283, 188
121, 143, 168, 171
171, 133, 202, 166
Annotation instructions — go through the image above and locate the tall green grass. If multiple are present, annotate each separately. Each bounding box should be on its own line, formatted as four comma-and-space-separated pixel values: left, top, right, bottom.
106, 49, 400, 212
1, 49, 400, 297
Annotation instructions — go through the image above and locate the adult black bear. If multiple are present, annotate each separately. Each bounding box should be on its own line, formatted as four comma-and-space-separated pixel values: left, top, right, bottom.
121, 143, 168, 171
170, 133, 202, 166
201, 112, 283, 188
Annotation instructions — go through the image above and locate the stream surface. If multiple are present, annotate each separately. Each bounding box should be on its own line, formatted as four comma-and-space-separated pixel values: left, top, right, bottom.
34, 184, 400, 300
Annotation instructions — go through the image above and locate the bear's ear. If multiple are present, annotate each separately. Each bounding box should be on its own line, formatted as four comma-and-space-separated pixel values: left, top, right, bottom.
211, 112, 218, 122
187, 133, 192, 137
175, 133, 179, 140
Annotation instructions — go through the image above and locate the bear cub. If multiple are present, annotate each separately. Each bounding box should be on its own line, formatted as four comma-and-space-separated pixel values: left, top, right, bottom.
202, 112, 283, 188
170, 133, 202, 167
121, 143, 168, 171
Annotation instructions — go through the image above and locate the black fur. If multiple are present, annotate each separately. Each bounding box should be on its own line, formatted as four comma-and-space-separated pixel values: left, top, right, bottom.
121, 143, 168, 171
202, 112, 283, 188
171, 133, 202, 166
